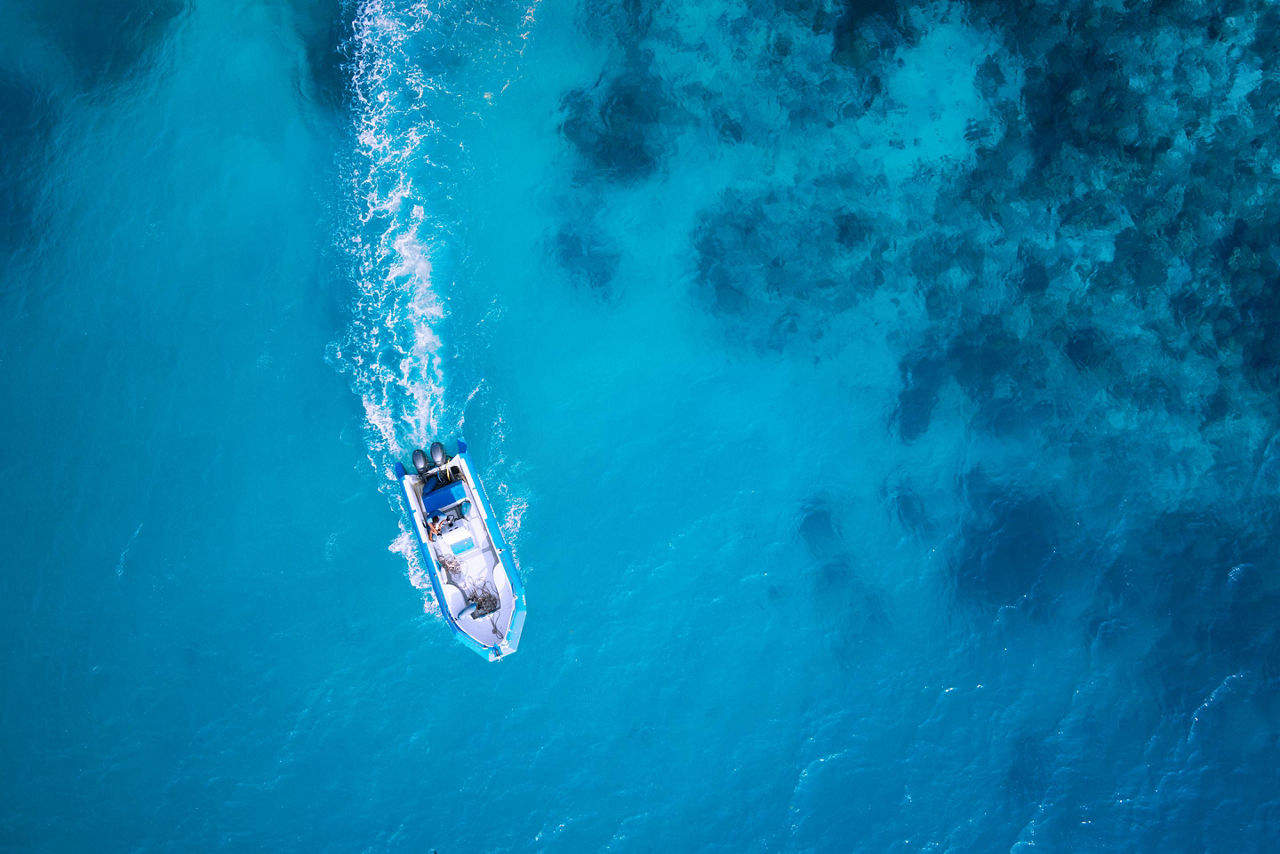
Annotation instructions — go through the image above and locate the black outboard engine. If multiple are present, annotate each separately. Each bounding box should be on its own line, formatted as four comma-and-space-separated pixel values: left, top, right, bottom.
412, 448, 431, 479
429, 441, 451, 484
429, 442, 447, 468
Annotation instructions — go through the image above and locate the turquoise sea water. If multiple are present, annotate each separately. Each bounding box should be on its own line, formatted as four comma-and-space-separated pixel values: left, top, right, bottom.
3, 0, 1280, 850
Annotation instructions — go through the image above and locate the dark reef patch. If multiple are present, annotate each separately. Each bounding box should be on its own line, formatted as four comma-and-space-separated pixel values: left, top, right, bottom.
1060, 326, 1113, 375
910, 233, 984, 283
948, 315, 1021, 404
558, 0, 680, 182
894, 311, 1062, 441
688, 185, 866, 350
293, 0, 351, 110
25, 0, 184, 91
555, 0, 1280, 597
1017, 255, 1049, 296
0, 77, 55, 256
792, 494, 890, 659
0, 0, 183, 258
951, 473, 1061, 609
884, 477, 934, 538
1200, 387, 1231, 426
834, 211, 872, 248
1240, 287, 1280, 396
1109, 228, 1168, 292
1252, 7, 1280, 63
894, 347, 945, 442
559, 66, 673, 183
795, 496, 890, 648
711, 107, 745, 144
1100, 510, 1280, 723
962, 0, 1056, 55
1004, 734, 1051, 807
813, 0, 917, 67
815, 559, 854, 591
552, 227, 621, 296
1021, 39, 1145, 170
797, 498, 847, 565
580, 0, 658, 45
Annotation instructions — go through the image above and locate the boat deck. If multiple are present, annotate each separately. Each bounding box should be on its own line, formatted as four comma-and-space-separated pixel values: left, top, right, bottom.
409, 473, 516, 649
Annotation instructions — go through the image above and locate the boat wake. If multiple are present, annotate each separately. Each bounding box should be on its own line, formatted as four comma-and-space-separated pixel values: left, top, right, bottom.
333, 0, 448, 474
334, 0, 540, 607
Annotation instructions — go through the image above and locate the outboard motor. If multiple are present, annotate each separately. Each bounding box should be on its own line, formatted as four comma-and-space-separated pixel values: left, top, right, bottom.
429, 442, 448, 468
429, 441, 451, 484
412, 448, 431, 479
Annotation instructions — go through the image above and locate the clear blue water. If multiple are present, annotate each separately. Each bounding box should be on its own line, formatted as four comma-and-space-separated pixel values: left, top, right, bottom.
3, 0, 1279, 850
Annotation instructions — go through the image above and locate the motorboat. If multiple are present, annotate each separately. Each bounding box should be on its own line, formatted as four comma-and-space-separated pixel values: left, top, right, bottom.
394, 439, 526, 660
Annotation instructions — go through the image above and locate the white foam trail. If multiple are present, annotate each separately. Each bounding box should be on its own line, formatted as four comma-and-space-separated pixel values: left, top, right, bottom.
501, 492, 528, 544
1188, 671, 1246, 744
336, 0, 455, 621
487, 409, 528, 551
341, 0, 447, 472
115, 523, 143, 577
388, 528, 441, 615
339, 0, 542, 602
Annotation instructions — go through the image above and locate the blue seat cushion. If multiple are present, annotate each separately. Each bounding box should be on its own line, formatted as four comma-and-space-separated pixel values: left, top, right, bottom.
422, 481, 467, 515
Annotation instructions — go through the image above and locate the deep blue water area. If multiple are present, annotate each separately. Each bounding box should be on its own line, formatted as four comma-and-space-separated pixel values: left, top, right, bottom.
3, 0, 1280, 850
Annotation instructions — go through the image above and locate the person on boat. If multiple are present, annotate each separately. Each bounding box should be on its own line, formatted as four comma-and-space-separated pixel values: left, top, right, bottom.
426, 515, 443, 541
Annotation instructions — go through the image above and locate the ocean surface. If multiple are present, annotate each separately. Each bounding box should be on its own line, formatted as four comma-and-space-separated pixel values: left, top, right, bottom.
2, 0, 1279, 850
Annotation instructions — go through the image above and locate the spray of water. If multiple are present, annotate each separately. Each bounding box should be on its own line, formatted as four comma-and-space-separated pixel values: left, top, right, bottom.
335, 0, 540, 606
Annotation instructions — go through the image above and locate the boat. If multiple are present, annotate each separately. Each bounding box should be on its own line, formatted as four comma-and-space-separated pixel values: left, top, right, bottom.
394, 439, 526, 661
